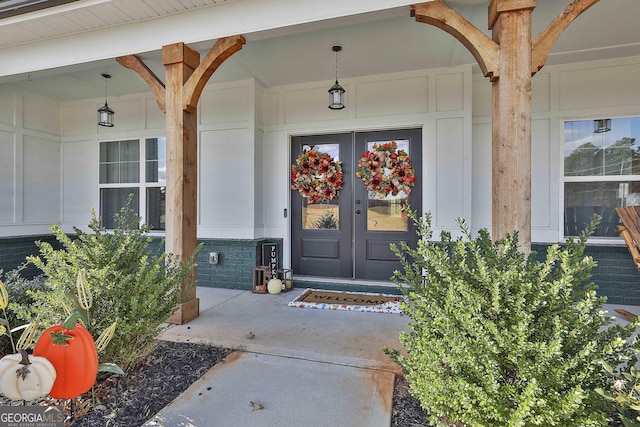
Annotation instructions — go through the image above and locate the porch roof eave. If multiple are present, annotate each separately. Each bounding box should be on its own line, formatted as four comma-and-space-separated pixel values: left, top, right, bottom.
0, 0, 426, 79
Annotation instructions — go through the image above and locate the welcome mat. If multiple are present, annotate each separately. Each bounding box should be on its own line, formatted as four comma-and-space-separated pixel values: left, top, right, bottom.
288, 288, 406, 314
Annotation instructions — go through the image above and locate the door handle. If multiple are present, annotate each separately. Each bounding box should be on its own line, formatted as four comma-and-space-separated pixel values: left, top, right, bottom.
355, 210, 361, 214
355, 200, 361, 204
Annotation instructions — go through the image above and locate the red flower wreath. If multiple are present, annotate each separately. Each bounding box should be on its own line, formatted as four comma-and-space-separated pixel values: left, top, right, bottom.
291, 148, 343, 204
356, 141, 416, 197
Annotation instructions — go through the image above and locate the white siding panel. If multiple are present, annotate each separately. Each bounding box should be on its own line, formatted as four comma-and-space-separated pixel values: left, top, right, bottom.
62, 104, 95, 137
532, 72, 550, 113
436, 117, 465, 228
23, 136, 60, 223
531, 119, 551, 228
436, 73, 464, 112
265, 130, 286, 227
284, 86, 348, 123
559, 63, 640, 110
23, 95, 59, 135
145, 98, 165, 130
63, 140, 97, 224
98, 99, 143, 134
0, 131, 15, 223
471, 123, 492, 230
472, 77, 492, 118
200, 85, 249, 125
0, 92, 15, 126
355, 77, 428, 117
263, 92, 279, 126
199, 129, 253, 226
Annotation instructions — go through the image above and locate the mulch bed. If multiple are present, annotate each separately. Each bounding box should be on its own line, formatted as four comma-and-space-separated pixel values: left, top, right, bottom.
0, 341, 234, 426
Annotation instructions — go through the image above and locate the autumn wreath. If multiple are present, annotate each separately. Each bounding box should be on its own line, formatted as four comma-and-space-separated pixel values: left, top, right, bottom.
356, 141, 416, 197
291, 148, 343, 204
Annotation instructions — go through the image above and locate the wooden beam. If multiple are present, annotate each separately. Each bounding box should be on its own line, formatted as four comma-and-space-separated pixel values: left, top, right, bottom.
491, 1, 535, 251
531, 0, 600, 75
183, 35, 246, 112
411, 1, 500, 79
115, 55, 166, 112
162, 42, 201, 324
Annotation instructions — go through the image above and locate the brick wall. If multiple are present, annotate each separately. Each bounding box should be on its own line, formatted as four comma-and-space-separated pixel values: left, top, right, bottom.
532, 243, 640, 306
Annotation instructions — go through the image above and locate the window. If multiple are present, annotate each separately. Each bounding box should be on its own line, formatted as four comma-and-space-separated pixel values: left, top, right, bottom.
99, 138, 166, 230
563, 117, 640, 238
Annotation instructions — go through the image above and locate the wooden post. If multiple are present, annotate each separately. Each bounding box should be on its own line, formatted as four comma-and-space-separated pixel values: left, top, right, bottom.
117, 35, 245, 324
412, 0, 600, 252
490, 0, 535, 252
162, 42, 201, 324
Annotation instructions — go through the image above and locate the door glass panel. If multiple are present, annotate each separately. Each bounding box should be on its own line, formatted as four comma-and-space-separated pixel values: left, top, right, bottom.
301, 143, 340, 230
366, 139, 410, 231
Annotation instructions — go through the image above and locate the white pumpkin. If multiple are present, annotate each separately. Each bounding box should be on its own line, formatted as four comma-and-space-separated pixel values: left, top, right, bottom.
0, 350, 56, 401
267, 278, 283, 295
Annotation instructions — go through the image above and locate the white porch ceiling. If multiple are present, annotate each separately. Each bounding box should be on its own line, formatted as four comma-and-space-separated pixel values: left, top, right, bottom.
1, 0, 639, 101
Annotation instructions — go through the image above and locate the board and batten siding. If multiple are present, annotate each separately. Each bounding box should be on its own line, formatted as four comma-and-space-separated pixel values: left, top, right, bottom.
0, 89, 61, 236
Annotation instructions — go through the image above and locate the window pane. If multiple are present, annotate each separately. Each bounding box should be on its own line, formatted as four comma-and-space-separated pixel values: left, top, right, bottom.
299, 143, 340, 230
100, 188, 139, 229
302, 199, 339, 229
146, 187, 166, 231
119, 162, 140, 183
100, 164, 119, 184
564, 118, 640, 177
563, 181, 637, 237
365, 139, 410, 231
100, 141, 119, 162
120, 140, 139, 161
367, 195, 409, 231
146, 138, 166, 183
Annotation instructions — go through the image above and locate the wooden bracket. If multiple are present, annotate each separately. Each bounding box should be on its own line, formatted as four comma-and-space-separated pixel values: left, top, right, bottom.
532, 0, 601, 75
411, 1, 499, 79
116, 55, 166, 112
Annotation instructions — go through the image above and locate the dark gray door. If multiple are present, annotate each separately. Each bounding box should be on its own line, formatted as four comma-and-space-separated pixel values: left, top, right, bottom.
291, 129, 421, 280
291, 134, 353, 278
354, 129, 422, 280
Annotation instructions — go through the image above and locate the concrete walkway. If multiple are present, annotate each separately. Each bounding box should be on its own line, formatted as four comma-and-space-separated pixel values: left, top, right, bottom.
144, 287, 411, 427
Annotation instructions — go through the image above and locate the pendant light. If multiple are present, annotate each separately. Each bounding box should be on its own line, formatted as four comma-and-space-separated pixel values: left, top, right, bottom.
328, 45, 345, 110
98, 73, 114, 127
593, 118, 611, 133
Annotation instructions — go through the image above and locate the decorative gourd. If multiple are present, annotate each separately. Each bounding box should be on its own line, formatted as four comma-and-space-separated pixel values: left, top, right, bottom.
267, 278, 283, 295
285, 280, 293, 289
0, 350, 56, 401
33, 321, 98, 399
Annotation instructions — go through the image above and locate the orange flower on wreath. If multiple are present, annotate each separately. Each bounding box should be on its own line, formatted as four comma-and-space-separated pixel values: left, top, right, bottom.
356, 141, 415, 197
291, 148, 343, 204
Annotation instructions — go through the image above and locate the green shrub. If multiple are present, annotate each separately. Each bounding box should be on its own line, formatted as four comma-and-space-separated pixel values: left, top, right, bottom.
16, 201, 199, 371
0, 264, 46, 357
385, 212, 638, 427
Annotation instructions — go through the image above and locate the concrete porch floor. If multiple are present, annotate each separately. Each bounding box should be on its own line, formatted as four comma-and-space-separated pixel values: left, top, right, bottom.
145, 286, 639, 427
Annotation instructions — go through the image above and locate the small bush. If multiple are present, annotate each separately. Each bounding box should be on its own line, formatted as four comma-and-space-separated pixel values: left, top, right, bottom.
17, 200, 199, 371
0, 265, 46, 357
386, 212, 638, 427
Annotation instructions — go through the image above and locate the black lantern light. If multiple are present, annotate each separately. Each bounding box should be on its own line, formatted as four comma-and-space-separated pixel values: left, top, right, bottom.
593, 118, 611, 133
328, 45, 345, 110
98, 73, 114, 127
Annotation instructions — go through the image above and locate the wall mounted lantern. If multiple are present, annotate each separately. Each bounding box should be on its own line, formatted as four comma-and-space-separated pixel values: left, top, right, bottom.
328, 45, 345, 110
98, 73, 115, 127
593, 118, 611, 133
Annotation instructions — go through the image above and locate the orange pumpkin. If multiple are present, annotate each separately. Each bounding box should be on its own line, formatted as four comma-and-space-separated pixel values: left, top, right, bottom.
33, 323, 98, 399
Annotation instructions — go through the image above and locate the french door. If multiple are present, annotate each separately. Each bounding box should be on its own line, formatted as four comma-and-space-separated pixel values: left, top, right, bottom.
291, 129, 422, 281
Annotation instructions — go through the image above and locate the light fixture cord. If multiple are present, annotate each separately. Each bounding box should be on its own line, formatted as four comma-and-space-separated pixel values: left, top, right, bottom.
104, 77, 109, 104
335, 50, 339, 83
